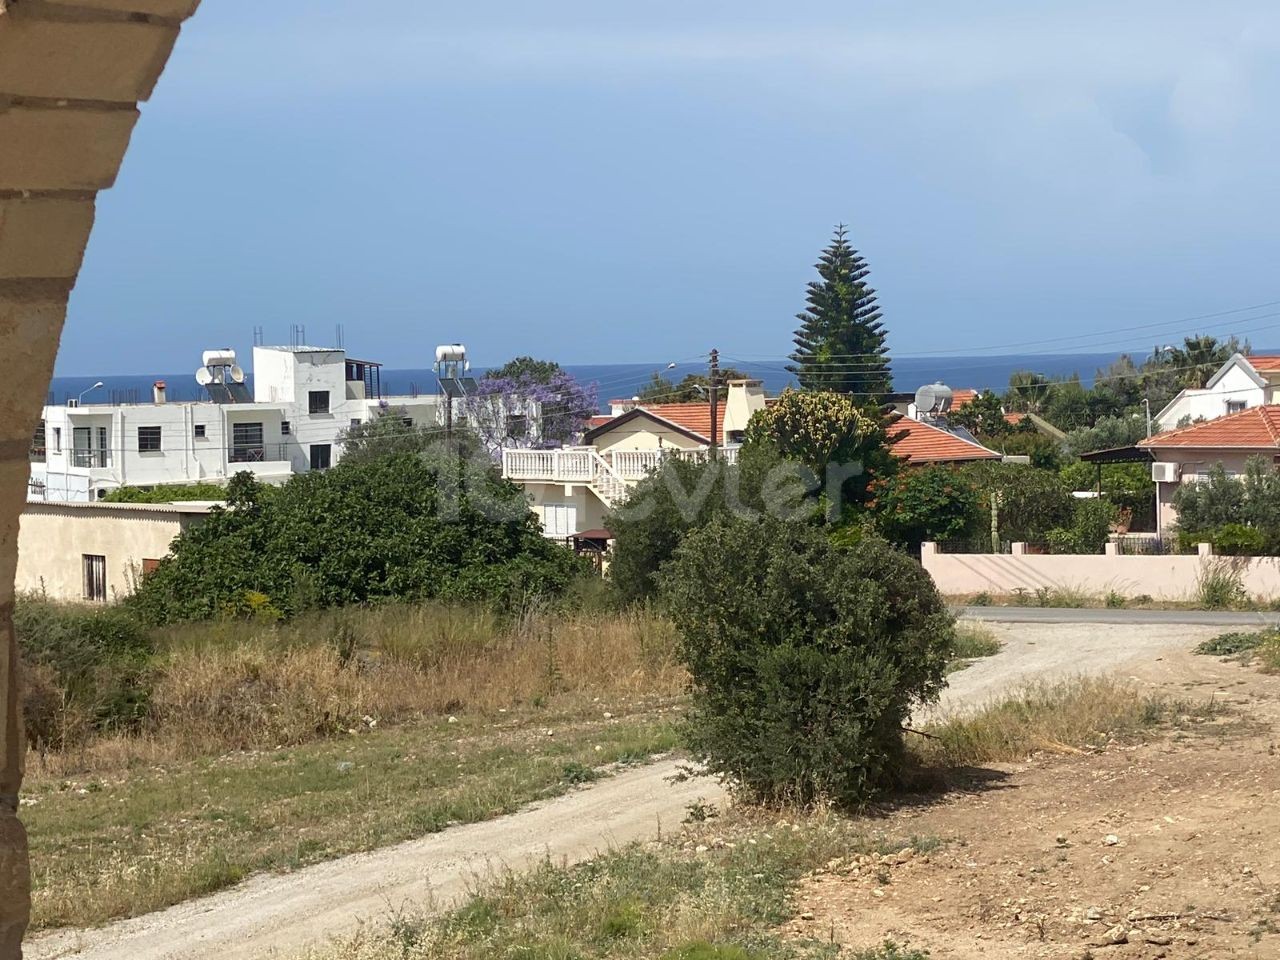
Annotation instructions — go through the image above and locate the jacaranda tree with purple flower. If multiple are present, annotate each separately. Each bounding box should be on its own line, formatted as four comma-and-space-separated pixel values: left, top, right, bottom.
462, 358, 598, 454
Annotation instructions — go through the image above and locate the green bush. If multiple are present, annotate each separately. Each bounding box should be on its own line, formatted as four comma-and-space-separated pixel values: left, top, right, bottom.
1070, 497, 1118, 554
960, 462, 1074, 545
130, 455, 584, 624
870, 465, 981, 547
1045, 497, 1117, 554
1195, 629, 1272, 656
103, 482, 229, 504
1210, 523, 1266, 557
14, 597, 154, 742
606, 443, 813, 605
659, 517, 954, 807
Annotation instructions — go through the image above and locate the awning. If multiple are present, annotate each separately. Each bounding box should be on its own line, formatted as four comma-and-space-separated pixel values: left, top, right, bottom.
1078, 445, 1154, 464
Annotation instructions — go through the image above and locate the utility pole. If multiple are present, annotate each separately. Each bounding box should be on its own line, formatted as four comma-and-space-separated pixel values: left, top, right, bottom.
707, 348, 720, 461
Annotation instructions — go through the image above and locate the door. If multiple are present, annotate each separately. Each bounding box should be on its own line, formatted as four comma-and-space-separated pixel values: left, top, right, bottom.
72, 426, 91, 467
542, 503, 577, 538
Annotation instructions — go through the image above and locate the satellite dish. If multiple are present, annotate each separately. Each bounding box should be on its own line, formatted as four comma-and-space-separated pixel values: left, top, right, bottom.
195, 367, 213, 387
229, 365, 246, 384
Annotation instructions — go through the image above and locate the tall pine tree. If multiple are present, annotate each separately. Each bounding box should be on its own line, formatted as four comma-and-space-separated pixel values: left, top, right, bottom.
787, 225, 892, 397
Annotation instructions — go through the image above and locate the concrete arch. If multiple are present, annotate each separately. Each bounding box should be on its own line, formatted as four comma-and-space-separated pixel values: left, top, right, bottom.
0, 0, 202, 952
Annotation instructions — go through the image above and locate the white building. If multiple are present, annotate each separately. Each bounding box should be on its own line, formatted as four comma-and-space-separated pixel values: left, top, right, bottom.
30, 346, 442, 502
1154, 353, 1280, 431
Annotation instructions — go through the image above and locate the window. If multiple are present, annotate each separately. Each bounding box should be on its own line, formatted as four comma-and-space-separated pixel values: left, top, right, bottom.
137, 426, 162, 452
83, 554, 107, 602
141, 558, 161, 576
309, 443, 332, 470
193, 424, 206, 439
1227, 400, 1247, 414
281, 420, 291, 436
350, 418, 362, 428
230, 421, 265, 462
31, 421, 46, 462
52, 427, 61, 453
308, 390, 330, 415
542, 503, 577, 539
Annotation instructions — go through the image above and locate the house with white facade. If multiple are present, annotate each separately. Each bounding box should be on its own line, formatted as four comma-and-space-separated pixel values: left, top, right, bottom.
502, 380, 1002, 539
30, 345, 442, 502
1154, 353, 1280, 431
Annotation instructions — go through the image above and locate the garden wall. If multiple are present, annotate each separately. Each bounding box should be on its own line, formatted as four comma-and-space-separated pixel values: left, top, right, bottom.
921, 541, 1280, 601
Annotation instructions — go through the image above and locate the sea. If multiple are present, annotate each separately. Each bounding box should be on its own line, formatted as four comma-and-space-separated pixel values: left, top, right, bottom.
48, 353, 1126, 410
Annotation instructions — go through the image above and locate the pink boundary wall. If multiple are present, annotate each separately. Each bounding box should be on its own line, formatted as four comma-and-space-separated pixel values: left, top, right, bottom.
921, 541, 1280, 602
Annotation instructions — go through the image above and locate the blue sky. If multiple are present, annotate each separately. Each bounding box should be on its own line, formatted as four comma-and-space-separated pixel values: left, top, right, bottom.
58, 1, 1280, 374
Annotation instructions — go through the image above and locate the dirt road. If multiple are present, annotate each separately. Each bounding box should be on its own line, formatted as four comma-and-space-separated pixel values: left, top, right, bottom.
935, 621, 1228, 715
25, 618, 1237, 960
25, 759, 723, 960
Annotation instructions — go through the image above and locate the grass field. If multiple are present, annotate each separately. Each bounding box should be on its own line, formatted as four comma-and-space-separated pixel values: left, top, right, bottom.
26, 700, 681, 929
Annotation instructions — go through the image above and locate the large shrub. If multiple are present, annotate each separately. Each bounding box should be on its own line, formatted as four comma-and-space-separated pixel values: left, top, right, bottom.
869, 465, 981, 548
131, 453, 584, 623
659, 517, 955, 806
743, 388, 896, 498
1174, 457, 1280, 552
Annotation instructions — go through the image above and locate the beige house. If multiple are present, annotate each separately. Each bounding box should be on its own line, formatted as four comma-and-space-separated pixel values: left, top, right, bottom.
502, 380, 1002, 537
501, 380, 765, 538
1137, 405, 1280, 534
16, 500, 216, 602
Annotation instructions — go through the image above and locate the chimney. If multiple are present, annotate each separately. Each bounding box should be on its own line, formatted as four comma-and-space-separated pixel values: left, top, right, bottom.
153, 380, 167, 404
722, 379, 765, 438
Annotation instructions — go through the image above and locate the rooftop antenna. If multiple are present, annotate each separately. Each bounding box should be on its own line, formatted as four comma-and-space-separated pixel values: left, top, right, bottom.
335, 323, 345, 349
252, 325, 264, 347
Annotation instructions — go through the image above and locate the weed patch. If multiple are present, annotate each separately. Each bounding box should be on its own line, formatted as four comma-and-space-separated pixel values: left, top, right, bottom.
946, 624, 1001, 674
910, 677, 1220, 768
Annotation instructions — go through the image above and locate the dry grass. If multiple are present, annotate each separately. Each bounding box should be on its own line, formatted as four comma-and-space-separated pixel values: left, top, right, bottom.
25, 604, 687, 781
911, 676, 1220, 768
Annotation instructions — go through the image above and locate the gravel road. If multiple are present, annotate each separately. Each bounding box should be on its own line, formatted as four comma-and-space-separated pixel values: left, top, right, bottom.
26, 615, 1237, 960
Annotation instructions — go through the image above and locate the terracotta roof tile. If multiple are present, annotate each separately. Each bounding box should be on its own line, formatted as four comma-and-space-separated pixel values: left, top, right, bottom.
586, 415, 614, 429
1248, 355, 1280, 372
888, 416, 1001, 464
948, 388, 979, 409
1139, 405, 1280, 449
638, 402, 724, 443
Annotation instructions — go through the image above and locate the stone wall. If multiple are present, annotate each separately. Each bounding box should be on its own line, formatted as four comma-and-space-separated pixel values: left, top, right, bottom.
0, 1, 199, 953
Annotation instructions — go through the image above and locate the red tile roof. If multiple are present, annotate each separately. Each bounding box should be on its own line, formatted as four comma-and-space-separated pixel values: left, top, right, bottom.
1139, 405, 1280, 449
948, 388, 979, 409
888, 416, 1001, 464
586, 415, 614, 429
1248, 355, 1280, 372
639, 402, 724, 443
1004, 412, 1027, 425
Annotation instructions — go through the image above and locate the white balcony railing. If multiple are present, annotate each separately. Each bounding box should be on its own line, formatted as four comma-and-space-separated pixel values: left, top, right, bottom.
503, 445, 741, 485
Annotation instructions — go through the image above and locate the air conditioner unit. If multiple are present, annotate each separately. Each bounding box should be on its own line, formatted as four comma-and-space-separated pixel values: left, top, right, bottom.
1151, 462, 1180, 483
